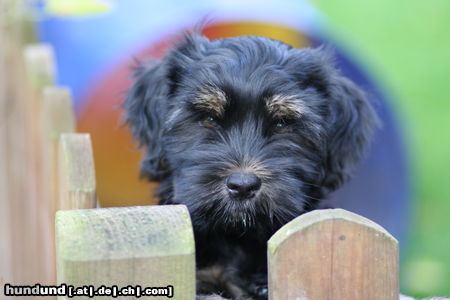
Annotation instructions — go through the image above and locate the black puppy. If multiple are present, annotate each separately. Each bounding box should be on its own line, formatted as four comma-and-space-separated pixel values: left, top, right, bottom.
124, 33, 378, 300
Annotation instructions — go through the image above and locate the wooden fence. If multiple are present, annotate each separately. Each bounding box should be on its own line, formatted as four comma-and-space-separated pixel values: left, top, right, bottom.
55, 206, 399, 300
1, 3, 446, 300
0, 2, 97, 297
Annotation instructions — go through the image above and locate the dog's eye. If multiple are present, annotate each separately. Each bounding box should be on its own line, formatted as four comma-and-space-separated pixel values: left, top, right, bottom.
275, 122, 285, 128
274, 120, 288, 129
201, 116, 218, 128
273, 119, 293, 133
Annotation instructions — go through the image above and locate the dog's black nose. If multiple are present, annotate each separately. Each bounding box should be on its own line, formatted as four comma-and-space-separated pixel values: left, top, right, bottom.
226, 173, 261, 199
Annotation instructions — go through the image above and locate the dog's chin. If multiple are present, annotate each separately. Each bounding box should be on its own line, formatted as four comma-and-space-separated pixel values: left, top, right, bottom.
198, 193, 283, 238
216, 197, 259, 229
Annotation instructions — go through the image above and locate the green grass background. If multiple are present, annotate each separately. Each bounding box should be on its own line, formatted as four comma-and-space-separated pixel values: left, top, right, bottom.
312, 0, 450, 297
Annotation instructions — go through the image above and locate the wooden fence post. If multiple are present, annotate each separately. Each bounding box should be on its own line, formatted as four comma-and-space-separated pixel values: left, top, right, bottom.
56, 205, 196, 300
0, 10, 58, 286
23, 44, 56, 89
57, 133, 97, 210
268, 209, 399, 300
42, 86, 77, 214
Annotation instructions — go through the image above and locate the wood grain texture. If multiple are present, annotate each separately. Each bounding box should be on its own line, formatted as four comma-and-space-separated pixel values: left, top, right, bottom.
268, 209, 399, 300
58, 133, 96, 210
56, 205, 196, 300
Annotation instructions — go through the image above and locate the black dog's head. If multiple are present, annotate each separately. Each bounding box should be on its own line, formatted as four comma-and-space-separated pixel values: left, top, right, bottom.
125, 34, 378, 238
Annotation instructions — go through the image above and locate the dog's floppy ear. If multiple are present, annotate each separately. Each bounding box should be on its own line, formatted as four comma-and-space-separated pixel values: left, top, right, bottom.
322, 74, 379, 191
124, 33, 210, 181
287, 48, 378, 192
124, 60, 169, 181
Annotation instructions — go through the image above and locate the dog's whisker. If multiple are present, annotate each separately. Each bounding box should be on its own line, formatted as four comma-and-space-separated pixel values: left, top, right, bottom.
300, 181, 322, 188
302, 194, 322, 202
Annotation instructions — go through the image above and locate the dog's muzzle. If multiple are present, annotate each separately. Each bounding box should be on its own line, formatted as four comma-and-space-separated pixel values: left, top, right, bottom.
225, 172, 261, 200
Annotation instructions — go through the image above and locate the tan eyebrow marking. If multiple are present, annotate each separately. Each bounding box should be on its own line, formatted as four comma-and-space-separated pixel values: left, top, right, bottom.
192, 85, 227, 117
265, 94, 306, 119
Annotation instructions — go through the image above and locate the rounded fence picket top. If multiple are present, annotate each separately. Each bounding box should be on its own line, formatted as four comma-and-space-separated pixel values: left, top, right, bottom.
268, 209, 399, 300
56, 204, 195, 300
58, 133, 96, 210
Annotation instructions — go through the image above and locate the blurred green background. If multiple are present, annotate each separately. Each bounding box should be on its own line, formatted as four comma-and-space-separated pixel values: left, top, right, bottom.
313, 0, 450, 296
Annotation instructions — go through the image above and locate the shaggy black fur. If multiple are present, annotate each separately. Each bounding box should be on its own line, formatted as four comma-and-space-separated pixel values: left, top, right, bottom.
124, 33, 378, 300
